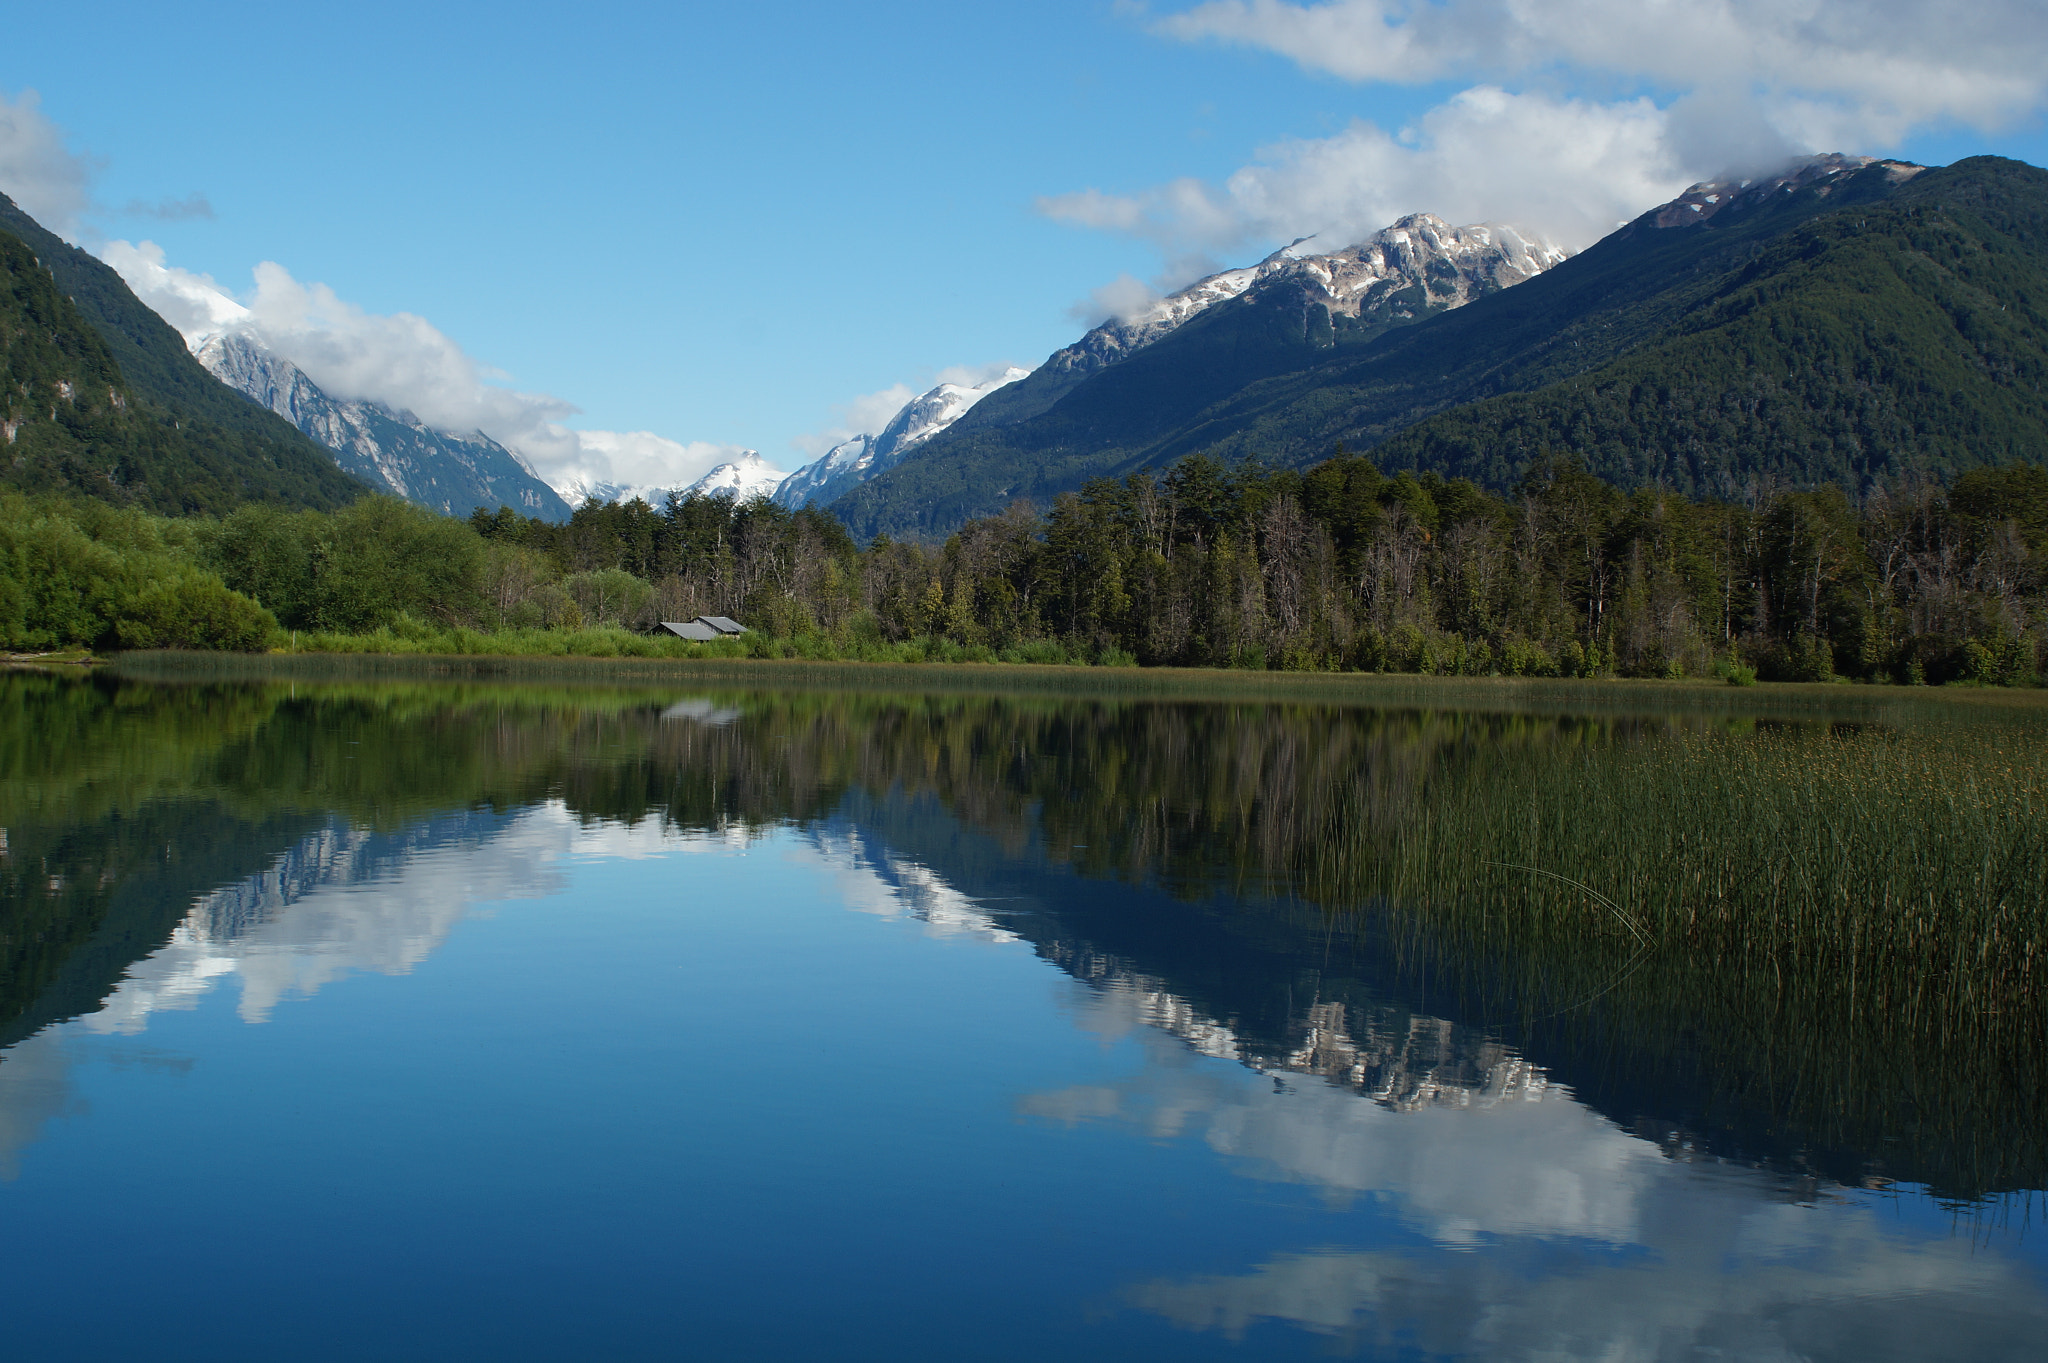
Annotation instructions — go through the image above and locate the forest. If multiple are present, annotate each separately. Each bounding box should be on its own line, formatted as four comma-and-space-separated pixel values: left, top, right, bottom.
5, 449, 2044, 685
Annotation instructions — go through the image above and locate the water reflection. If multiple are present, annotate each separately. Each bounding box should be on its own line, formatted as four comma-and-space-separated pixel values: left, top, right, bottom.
1130, 1209, 2048, 1358
89, 810, 534, 1030
2, 669, 2044, 1360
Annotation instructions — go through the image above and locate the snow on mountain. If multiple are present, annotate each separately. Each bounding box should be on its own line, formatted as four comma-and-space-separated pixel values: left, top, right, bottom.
554, 476, 671, 509
1640, 153, 1923, 231
775, 368, 1029, 509
682, 449, 791, 502
1047, 215, 1569, 382
197, 333, 573, 522
773, 434, 870, 510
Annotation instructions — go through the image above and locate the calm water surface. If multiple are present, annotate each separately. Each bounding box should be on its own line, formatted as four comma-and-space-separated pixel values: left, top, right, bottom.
2, 668, 2044, 1360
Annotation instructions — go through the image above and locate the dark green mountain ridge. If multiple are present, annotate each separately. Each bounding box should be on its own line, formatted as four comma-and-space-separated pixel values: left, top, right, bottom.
833, 156, 2048, 539
0, 195, 362, 513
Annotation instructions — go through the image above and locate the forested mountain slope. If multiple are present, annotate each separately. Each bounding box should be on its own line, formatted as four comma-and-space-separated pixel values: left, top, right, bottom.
1372, 157, 2048, 492
0, 191, 364, 493
0, 228, 362, 513
835, 156, 2048, 539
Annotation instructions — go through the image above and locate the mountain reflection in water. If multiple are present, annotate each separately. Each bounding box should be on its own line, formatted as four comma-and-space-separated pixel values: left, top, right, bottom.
1, 669, 2044, 1361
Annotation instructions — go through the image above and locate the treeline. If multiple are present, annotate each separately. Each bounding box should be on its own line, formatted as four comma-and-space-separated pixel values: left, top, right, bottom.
481, 451, 2046, 683
5, 451, 2046, 684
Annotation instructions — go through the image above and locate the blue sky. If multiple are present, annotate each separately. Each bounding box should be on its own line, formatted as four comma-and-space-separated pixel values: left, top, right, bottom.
4, 0, 2047, 492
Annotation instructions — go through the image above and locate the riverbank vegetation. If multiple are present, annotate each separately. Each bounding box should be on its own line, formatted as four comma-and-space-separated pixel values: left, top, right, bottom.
5, 451, 2045, 683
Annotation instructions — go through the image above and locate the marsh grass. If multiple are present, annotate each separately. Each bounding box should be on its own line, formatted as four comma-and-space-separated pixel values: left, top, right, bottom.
110, 649, 2048, 726
1328, 716, 2048, 1197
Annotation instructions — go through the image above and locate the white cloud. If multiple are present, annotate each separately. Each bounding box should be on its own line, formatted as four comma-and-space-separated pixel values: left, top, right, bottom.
1053, 0, 2048, 265
1023, 979, 2048, 1357
1068, 272, 1164, 327
1043, 86, 1680, 266
0, 89, 93, 241
100, 240, 250, 335
239, 257, 580, 443
547, 428, 754, 501
929, 360, 1026, 390
100, 239, 742, 495
1158, 0, 2048, 129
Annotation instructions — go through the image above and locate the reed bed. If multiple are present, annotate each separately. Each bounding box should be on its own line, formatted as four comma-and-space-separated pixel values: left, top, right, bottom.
1326, 714, 2048, 1197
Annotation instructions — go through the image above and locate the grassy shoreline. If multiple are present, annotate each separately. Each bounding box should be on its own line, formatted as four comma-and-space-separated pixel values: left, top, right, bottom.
106, 647, 2048, 720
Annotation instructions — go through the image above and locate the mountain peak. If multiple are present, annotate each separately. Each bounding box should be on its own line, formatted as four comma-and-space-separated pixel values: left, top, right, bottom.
1048, 214, 1567, 380
684, 449, 790, 502
1643, 153, 1925, 230
774, 368, 1029, 509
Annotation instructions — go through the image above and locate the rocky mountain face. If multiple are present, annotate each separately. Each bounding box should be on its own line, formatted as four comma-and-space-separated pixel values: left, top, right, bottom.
196, 334, 571, 522
775, 367, 1030, 509
775, 433, 871, 510
1634, 153, 1922, 231
550, 368, 1023, 515
1050, 217, 1566, 383
552, 454, 792, 511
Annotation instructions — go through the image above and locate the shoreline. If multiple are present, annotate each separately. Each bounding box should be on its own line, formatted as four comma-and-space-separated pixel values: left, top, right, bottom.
100, 649, 2048, 719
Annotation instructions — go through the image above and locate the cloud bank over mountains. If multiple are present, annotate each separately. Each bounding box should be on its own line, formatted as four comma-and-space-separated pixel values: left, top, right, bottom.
2, 89, 763, 498
4, 85, 995, 504
1047, 0, 2048, 278
100, 240, 753, 497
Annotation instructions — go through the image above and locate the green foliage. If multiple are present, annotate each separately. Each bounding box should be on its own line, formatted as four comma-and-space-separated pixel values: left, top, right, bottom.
16, 441, 2042, 688
0, 493, 275, 651
286, 451, 2048, 687
563, 568, 655, 629
306, 496, 486, 631
115, 571, 276, 650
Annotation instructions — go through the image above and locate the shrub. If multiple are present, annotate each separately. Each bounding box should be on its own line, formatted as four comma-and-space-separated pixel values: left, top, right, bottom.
115, 573, 278, 651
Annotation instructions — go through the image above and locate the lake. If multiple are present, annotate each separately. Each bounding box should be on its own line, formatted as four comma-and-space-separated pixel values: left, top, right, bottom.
2, 661, 2045, 1361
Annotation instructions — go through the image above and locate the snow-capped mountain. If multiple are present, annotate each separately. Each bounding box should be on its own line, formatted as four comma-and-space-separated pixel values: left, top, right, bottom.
775, 434, 872, 511
775, 367, 1030, 509
1046, 215, 1567, 382
1639, 153, 1923, 231
553, 476, 699, 509
550, 452, 789, 509
197, 334, 572, 522
682, 450, 790, 502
